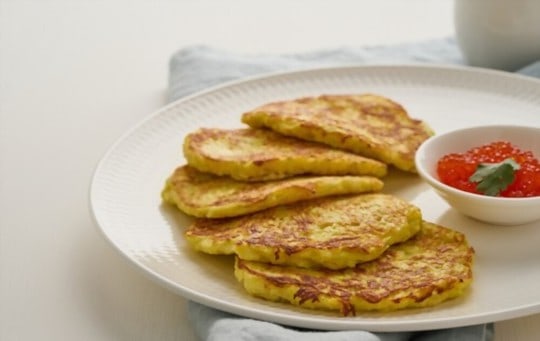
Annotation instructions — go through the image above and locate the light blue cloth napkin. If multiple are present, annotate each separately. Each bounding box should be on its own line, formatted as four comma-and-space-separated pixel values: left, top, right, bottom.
168, 38, 539, 341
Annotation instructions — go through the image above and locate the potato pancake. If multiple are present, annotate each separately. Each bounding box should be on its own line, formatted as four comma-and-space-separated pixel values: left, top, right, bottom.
183, 128, 387, 181
241, 94, 433, 172
184, 193, 421, 269
162, 165, 383, 218
235, 221, 474, 315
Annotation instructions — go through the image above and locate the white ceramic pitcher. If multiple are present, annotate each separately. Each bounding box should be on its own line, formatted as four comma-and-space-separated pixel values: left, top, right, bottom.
454, 0, 540, 71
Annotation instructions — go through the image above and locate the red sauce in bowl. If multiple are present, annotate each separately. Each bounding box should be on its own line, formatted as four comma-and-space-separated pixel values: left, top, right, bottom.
437, 141, 540, 197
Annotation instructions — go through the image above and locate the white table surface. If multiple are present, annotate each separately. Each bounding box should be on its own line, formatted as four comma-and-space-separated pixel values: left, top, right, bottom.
1, 1, 539, 340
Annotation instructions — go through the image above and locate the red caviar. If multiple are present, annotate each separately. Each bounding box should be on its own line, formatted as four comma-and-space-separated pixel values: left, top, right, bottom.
437, 141, 540, 197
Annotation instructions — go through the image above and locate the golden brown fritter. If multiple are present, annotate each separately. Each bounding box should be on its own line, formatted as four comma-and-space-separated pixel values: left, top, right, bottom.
235, 221, 474, 315
183, 128, 387, 181
184, 193, 422, 269
241, 94, 433, 172
162, 165, 383, 218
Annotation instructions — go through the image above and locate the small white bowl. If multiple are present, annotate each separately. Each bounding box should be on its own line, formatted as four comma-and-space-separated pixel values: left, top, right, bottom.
415, 125, 540, 225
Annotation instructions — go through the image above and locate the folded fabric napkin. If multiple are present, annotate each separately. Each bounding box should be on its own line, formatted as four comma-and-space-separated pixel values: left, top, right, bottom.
168, 38, 539, 341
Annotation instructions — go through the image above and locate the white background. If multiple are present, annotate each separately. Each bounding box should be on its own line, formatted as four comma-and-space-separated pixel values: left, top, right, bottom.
1, 0, 539, 340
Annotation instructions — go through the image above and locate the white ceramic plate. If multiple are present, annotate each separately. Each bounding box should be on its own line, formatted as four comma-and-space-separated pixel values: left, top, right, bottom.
90, 65, 540, 332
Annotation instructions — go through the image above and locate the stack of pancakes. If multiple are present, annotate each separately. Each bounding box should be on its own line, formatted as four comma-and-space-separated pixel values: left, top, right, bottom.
162, 94, 474, 316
